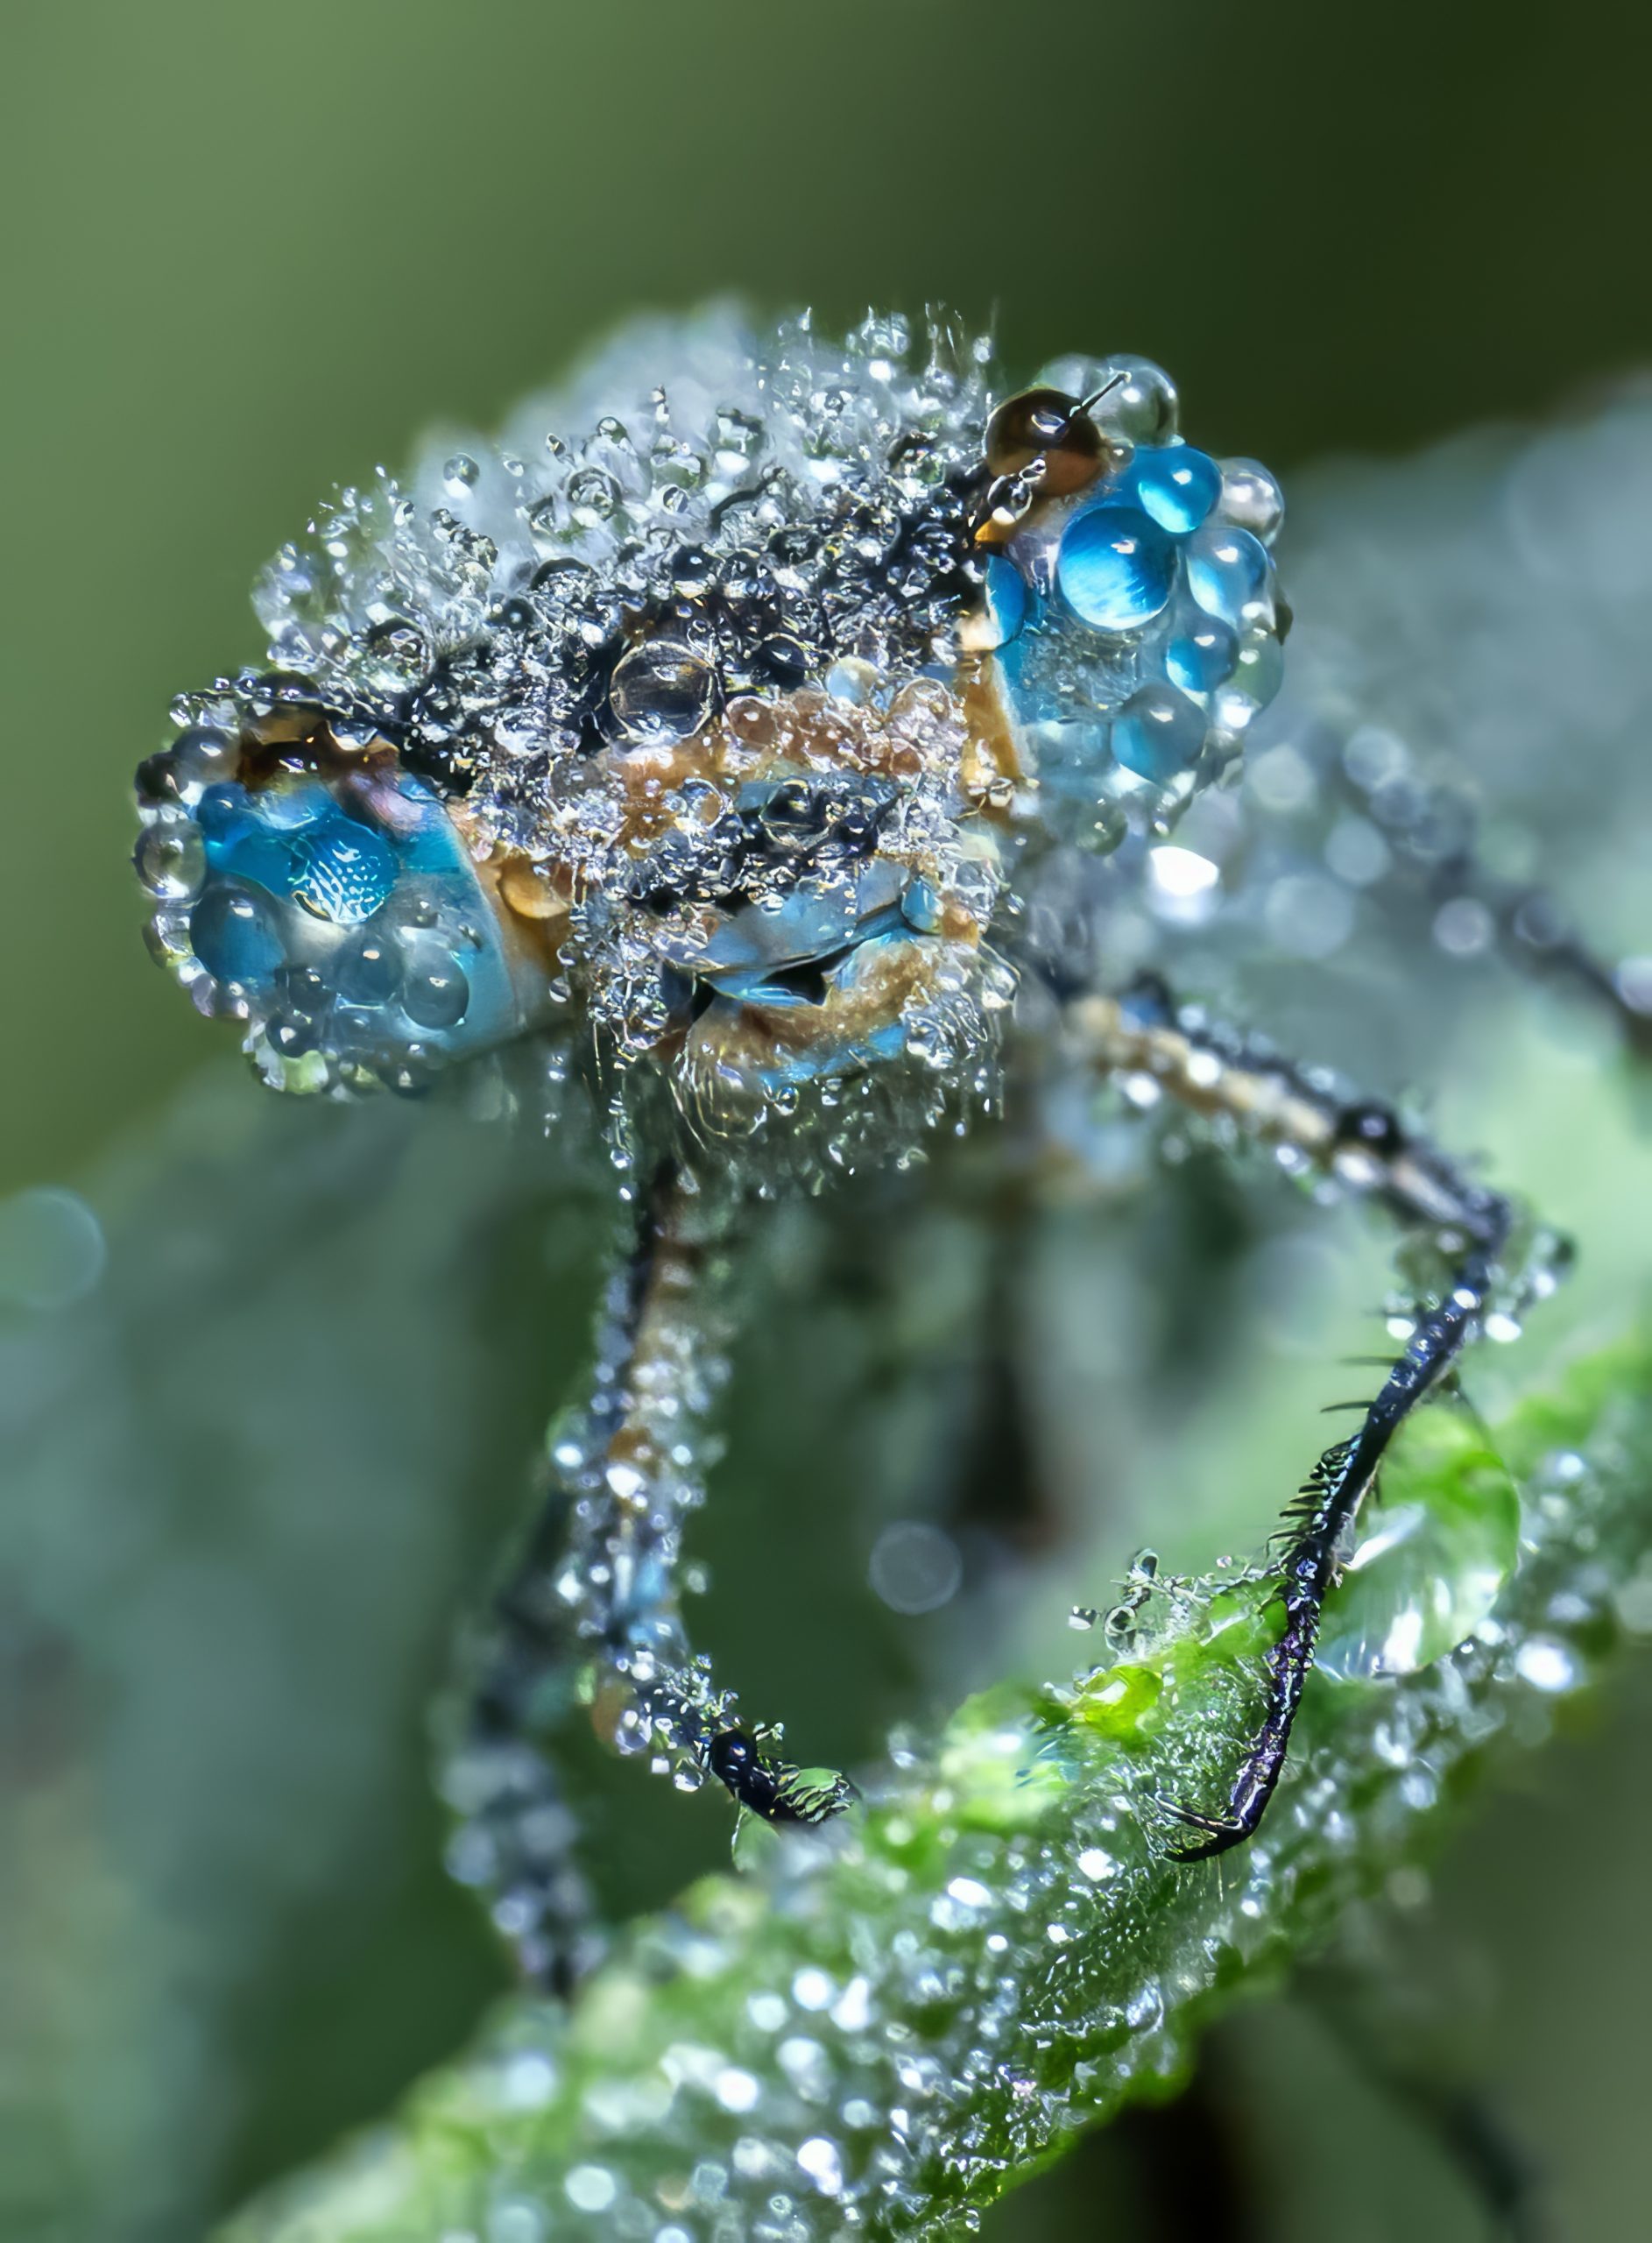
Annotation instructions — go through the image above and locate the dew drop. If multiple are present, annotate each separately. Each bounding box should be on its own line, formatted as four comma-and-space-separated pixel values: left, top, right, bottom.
611, 636, 715, 746
1112, 683, 1207, 782
1186, 525, 1271, 626
1131, 443, 1221, 534
190, 882, 285, 986
135, 821, 205, 900
1057, 505, 1175, 632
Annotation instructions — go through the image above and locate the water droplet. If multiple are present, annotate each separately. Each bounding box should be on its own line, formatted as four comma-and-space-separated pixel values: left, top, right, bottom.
1186, 524, 1271, 626
400, 941, 470, 1028
1085, 356, 1179, 446
1218, 457, 1285, 542
792, 1968, 834, 2011
567, 466, 619, 527
797, 2137, 844, 2195
1130, 444, 1221, 534
564, 2166, 618, 2213
713, 2067, 761, 2113
334, 932, 403, 1006
1317, 1405, 1520, 1679
1165, 615, 1238, 693
610, 636, 715, 745
135, 821, 205, 900
190, 882, 285, 986
363, 618, 431, 697
1112, 683, 1207, 782
1514, 1638, 1578, 1693
1057, 504, 1175, 631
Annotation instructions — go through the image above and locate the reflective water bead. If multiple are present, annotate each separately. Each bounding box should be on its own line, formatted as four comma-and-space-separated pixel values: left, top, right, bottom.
1214, 629, 1286, 726
197, 789, 301, 896
134, 820, 204, 900
1165, 615, 1239, 692
334, 930, 404, 1006
1057, 505, 1176, 631
289, 817, 398, 923
566, 466, 619, 527
400, 941, 471, 1028
1218, 457, 1285, 544
189, 882, 285, 987
194, 780, 251, 838
610, 636, 716, 746
1112, 684, 1208, 782
363, 618, 432, 697
159, 725, 234, 805
1186, 524, 1272, 626
1131, 445, 1222, 535
1084, 356, 1178, 447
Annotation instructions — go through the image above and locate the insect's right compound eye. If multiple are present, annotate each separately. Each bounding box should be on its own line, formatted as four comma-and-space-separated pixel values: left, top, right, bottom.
966, 357, 1288, 849
136, 701, 558, 1093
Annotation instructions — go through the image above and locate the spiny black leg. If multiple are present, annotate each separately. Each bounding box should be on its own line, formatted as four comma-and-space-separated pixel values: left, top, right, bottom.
1062, 980, 1550, 1861
443, 1161, 851, 1987
1161, 1238, 1503, 1861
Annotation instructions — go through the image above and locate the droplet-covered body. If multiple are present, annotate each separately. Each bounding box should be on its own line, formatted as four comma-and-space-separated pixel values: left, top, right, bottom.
135, 314, 1284, 1155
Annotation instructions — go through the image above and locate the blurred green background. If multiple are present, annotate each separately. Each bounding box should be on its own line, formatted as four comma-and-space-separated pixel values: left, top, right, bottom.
3, 3, 1649, 2238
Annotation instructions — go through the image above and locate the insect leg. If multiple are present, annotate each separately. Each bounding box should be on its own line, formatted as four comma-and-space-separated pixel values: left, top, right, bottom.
1063, 979, 1559, 1861
1338, 760, 1652, 1061
443, 1162, 851, 1985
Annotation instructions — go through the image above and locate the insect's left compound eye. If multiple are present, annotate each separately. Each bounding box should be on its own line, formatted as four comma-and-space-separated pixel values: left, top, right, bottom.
136, 700, 555, 1093
983, 386, 1110, 499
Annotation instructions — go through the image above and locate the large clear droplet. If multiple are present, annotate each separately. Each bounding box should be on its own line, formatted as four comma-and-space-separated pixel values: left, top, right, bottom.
1083, 356, 1179, 447
1112, 683, 1206, 782
1057, 504, 1175, 632
1129, 444, 1221, 534
1186, 525, 1271, 626
1317, 1403, 1521, 1680
189, 881, 285, 987
610, 636, 715, 746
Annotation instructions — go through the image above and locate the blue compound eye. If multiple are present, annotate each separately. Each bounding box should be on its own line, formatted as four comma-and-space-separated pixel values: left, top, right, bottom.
1056, 504, 1176, 631
137, 712, 551, 1092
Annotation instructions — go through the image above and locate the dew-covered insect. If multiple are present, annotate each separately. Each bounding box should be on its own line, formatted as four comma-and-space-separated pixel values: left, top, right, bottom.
134, 310, 1641, 1989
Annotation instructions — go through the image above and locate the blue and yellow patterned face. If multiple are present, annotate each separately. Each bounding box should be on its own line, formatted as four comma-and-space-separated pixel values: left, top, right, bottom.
134, 315, 1283, 1147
